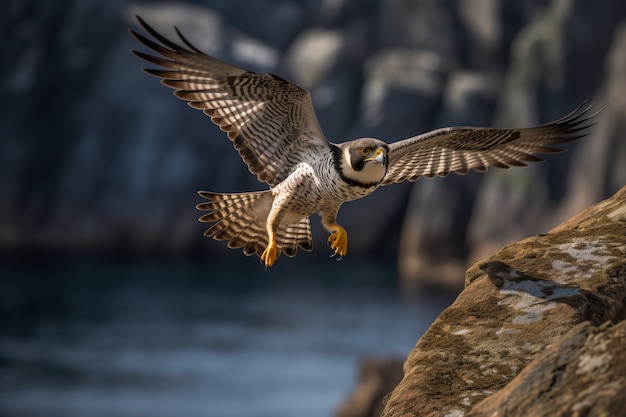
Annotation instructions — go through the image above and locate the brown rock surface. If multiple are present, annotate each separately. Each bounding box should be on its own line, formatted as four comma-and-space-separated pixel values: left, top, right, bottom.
466, 321, 626, 417
381, 185, 626, 417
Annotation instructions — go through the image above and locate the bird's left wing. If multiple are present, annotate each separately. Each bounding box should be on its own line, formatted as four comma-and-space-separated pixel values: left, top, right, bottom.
129, 16, 330, 187
381, 101, 600, 186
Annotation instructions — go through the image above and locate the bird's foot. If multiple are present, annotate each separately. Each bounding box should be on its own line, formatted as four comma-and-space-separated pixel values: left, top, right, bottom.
260, 242, 278, 268
327, 225, 348, 259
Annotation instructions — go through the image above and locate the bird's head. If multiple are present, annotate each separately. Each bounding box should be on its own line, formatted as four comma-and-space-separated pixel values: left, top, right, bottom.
337, 138, 389, 187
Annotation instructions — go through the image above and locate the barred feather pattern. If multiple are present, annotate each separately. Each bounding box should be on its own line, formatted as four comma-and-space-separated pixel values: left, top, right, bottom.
381, 101, 601, 185
129, 16, 329, 187
197, 190, 313, 258
194, 150, 381, 259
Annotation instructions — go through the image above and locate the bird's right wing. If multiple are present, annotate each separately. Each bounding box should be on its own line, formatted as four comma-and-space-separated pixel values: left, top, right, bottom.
130, 16, 330, 187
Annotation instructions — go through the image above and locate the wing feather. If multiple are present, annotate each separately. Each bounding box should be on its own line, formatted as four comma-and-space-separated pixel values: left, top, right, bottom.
381, 101, 601, 185
129, 16, 329, 186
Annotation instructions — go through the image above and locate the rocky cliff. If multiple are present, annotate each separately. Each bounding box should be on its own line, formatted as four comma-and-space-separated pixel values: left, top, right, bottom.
371, 185, 626, 416
1, 1, 626, 286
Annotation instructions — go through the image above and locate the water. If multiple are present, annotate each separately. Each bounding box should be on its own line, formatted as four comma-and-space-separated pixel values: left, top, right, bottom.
0, 252, 452, 417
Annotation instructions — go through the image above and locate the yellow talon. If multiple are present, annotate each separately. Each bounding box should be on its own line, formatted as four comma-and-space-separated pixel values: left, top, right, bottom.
261, 242, 278, 267
327, 225, 348, 257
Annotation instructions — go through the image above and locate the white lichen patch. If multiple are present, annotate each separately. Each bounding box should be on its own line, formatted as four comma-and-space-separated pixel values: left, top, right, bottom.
511, 304, 556, 324
500, 278, 579, 299
443, 409, 465, 417
496, 328, 519, 336
552, 237, 625, 281
559, 239, 614, 263
479, 366, 499, 376
497, 279, 570, 324
452, 329, 471, 336
457, 390, 494, 411
577, 352, 612, 375
495, 268, 522, 279
551, 259, 579, 275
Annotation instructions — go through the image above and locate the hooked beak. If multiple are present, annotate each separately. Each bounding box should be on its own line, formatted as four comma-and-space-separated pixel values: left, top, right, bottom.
364, 148, 386, 165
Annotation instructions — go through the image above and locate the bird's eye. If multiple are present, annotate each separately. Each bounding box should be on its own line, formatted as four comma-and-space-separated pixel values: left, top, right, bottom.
361, 147, 370, 155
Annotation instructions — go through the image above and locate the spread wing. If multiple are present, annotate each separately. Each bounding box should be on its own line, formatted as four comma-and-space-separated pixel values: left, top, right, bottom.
129, 16, 329, 187
380, 102, 600, 185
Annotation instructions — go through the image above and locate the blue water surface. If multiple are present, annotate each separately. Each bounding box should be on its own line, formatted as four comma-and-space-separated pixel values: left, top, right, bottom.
0, 253, 452, 417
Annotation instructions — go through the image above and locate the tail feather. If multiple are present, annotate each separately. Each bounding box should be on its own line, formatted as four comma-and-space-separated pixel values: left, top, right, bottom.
197, 190, 313, 260
244, 233, 266, 256
279, 218, 313, 257
225, 215, 255, 249
281, 226, 298, 257
229, 220, 267, 254
294, 220, 313, 251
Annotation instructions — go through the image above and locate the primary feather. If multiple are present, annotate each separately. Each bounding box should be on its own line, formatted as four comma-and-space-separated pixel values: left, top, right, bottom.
381, 102, 600, 185
130, 16, 329, 187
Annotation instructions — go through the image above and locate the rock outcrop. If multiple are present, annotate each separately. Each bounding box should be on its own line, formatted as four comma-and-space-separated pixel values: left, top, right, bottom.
378, 185, 626, 416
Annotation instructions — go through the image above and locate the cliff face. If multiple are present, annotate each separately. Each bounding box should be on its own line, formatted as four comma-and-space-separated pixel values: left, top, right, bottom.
2, 1, 626, 276
379, 185, 626, 417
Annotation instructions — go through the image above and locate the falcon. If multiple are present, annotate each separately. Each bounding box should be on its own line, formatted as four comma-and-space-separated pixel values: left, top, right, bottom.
129, 16, 600, 267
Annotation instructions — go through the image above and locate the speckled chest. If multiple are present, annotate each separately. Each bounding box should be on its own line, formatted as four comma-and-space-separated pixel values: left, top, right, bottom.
272, 155, 378, 215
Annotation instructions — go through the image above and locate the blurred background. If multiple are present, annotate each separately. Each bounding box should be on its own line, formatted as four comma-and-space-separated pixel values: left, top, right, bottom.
1, 0, 626, 416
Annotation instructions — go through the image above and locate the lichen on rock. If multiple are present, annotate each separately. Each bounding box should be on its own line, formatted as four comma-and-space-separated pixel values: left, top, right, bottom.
380, 186, 626, 417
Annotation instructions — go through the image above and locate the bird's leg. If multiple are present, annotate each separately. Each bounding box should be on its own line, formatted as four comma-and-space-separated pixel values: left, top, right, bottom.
261, 235, 278, 268
322, 208, 347, 258
327, 224, 348, 258
260, 197, 285, 268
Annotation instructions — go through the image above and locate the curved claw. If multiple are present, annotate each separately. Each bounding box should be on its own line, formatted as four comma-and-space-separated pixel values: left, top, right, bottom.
260, 243, 278, 268
327, 225, 348, 258
329, 251, 343, 261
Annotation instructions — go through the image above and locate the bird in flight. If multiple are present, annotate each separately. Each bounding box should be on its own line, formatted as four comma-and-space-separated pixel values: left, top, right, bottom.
130, 16, 599, 267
